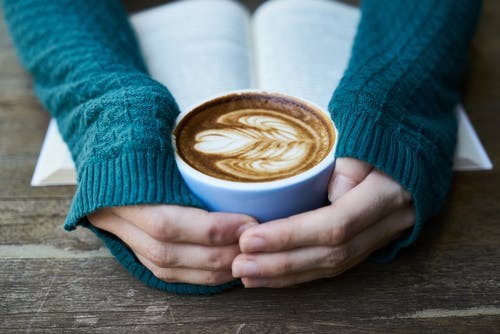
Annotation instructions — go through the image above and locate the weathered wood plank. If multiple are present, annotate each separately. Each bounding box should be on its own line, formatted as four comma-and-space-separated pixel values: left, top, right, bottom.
1, 0, 500, 333
0, 173, 497, 258
0, 96, 49, 157
1, 250, 499, 333
0, 157, 75, 199
1, 317, 499, 334
1, 170, 498, 252
425, 173, 500, 249
0, 199, 102, 251
466, 0, 500, 104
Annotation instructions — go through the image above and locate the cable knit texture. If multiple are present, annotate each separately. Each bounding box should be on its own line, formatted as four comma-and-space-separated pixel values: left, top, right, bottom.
2, 0, 480, 293
330, 0, 480, 260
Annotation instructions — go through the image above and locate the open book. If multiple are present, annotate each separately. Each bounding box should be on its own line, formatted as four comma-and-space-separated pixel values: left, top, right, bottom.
31, 0, 492, 186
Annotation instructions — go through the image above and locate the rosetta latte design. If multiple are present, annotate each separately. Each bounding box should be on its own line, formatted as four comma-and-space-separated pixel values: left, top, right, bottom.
193, 109, 322, 181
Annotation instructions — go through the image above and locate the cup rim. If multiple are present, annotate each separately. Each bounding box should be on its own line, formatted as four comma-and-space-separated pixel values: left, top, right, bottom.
173, 90, 337, 191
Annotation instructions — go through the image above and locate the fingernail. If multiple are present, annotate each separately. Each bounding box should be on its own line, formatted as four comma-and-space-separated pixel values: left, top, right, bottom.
233, 260, 259, 277
243, 236, 266, 252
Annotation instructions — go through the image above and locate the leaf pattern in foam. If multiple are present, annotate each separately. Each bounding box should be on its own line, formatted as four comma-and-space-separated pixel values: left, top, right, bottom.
193, 109, 319, 180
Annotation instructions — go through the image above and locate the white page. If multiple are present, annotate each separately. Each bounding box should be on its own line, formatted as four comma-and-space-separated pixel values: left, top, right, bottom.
30, 0, 492, 186
253, 0, 492, 171
454, 105, 493, 171
130, 0, 253, 112
253, 0, 358, 111
30, 119, 76, 186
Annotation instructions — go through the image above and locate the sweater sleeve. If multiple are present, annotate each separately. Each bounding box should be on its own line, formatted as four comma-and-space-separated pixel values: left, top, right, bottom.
2, 0, 241, 294
329, 0, 481, 261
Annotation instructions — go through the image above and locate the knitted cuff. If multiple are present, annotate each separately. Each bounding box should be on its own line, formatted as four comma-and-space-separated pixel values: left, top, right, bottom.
65, 151, 204, 230
64, 150, 242, 295
330, 106, 453, 262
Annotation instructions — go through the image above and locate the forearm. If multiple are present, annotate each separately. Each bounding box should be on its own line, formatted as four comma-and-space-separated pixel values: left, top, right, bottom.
4, 0, 170, 169
3, 0, 215, 295
3, 0, 202, 219
329, 0, 481, 259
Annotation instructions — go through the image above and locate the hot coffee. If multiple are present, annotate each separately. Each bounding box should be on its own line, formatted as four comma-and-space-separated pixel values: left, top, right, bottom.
174, 93, 335, 182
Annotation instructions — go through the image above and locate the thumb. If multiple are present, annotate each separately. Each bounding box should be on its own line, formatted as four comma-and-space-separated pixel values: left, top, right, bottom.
328, 157, 373, 202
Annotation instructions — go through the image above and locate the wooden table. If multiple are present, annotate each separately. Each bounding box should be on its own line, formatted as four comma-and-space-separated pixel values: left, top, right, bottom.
1, 1, 499, 333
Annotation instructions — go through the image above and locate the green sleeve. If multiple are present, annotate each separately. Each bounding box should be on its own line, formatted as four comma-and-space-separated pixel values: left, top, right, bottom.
329, 0, 481, 260
3, 0, 481, 293
2, 0, 240, 295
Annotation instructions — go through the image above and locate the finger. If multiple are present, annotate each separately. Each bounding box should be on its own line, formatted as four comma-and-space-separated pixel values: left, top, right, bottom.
110, 205, 258, 246
89, 209, 241, 271
328, 158, 373, 202
239, 170, 412, 253
242, 268, 344, 288
241, 251, 368, 288
137, 254, 235, 286
235, 206, 415, 281
233, 246, 333, 278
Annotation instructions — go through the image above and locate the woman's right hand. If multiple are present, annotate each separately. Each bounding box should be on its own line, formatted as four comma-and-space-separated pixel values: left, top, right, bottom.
88, 205, 258, 286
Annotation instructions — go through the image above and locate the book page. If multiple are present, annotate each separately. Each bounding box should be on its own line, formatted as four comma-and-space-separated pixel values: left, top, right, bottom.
252, 0, 492, 171
454, 106, 493, 171
30, 0, 492, 186
253, 0, 359, 111
130, 0, 253, 112
30, 119, 76, 186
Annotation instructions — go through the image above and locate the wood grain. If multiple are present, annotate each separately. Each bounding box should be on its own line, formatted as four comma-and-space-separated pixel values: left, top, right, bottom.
1, 0, 499, 333
1, 250, 499, 333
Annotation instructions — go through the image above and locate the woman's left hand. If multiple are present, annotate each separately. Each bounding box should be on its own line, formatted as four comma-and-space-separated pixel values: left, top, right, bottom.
232, 157, 415, 288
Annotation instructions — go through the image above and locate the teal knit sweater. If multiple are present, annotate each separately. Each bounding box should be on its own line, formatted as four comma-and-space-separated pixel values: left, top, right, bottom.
3, 0, 480, 294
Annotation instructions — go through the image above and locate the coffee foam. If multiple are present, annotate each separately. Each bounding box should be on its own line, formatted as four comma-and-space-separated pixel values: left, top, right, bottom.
193, 109, 319, 181
174, 93, 335, 182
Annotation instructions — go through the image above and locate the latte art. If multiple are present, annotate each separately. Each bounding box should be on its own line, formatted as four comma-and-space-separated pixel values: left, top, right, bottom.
174, 93, 335, 182
193, 109, 320, 181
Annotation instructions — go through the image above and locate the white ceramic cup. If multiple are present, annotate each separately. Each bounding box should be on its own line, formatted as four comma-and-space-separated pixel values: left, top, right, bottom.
173, 91, 337, 222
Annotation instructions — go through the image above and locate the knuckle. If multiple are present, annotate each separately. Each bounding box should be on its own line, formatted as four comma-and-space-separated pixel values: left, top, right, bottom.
394, 187, 411, 206
162, 250, 179, 267
150, 267, 163, 280
375, 172, 410, 206
156, 268, 177, 282
385, 180, 411, 207
145, 243, 163, 265
206, 251, 227, 271
276, 218, 294, 245
205, 272, 231, 286
148, 219, 167, 239
275, 254, 294, 276
146, 243, 177, 267
206, 222, 226, 245
325, 246, 351, 268
151, 209, 179, 241
327, 223, 349, 245
153, 268, 167, 281
400, 208, 416, 230
162, 225, 181, 242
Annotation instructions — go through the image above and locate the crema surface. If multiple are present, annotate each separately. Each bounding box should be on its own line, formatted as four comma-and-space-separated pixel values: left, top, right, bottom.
174, 94, 335, 182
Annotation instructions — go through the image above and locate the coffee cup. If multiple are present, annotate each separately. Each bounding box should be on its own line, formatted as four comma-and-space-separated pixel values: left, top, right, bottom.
173, 91, 337, 222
